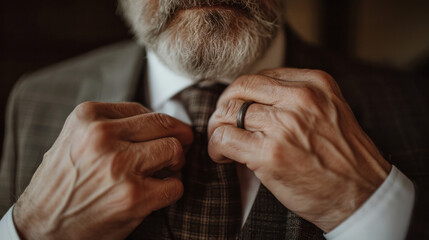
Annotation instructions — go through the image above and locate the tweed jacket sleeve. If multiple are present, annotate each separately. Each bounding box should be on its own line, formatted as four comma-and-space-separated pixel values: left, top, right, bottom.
0, 41, 145, 215
0, 78, 24, 214
285, 27, 429, 239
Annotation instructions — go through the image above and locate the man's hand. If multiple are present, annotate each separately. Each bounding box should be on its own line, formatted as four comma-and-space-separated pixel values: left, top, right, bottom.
13, 102, 193, 239
208, 68, 392, 232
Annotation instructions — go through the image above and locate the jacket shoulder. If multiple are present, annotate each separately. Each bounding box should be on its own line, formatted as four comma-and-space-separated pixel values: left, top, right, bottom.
15, 41, 142, 98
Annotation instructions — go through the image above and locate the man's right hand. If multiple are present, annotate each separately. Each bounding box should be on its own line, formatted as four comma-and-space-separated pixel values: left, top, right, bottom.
12, 101, 193, 240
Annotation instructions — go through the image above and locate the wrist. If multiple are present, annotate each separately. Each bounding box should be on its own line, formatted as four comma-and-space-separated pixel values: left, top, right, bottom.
13, 204, 29, 240
315, 163, 391, 232
13, 197, 51, 240
324, 166, 415, 240
13, 200, 34, 240
315, 184, 374, 232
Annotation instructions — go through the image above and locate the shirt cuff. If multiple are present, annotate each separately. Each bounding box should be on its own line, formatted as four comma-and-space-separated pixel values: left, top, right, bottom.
324, 165, 415, 240
0, 205, 20, 240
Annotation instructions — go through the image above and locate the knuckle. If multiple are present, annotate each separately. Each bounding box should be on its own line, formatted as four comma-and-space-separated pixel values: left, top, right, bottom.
309, 69, 332, 82
294, 87, 319, 107
88, 121, 115, 149
258, 69, 282, 80
128, 102, 150, 113
220, 100, 242, 120
162, 179, 184, 204
286, 84, 330, 117
233, 74, 258, 92
309, 70, 335, 91
43, 149, 52, 160
152, 113, 176, 131
294, 87, 329, 115
233, 74, 251, 87
73, 101, 100, 121
164, 137, 183, 157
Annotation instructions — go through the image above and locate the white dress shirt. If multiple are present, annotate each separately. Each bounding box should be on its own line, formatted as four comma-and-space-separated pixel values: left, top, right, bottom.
0, 29, 416, 239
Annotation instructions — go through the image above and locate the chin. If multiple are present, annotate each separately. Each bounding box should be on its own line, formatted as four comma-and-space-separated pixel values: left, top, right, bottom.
148, 8, 279, 81
119, 0, 281, 80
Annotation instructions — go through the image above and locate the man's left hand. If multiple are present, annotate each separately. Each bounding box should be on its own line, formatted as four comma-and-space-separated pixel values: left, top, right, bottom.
207, 68, 392, 232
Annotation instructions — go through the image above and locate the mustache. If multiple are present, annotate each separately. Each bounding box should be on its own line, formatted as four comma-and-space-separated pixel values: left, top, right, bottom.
151, 0, 256, 36
158, 0, 274, 18
118, 0, 283, 43
161, 0, 255, 11
156, 0, 280, 30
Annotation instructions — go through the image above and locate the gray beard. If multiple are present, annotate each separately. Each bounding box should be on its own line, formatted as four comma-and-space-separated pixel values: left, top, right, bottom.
119, 0, 283, 81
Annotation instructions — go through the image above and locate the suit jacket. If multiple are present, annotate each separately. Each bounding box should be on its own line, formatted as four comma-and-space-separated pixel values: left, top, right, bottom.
1, 27, 428, 239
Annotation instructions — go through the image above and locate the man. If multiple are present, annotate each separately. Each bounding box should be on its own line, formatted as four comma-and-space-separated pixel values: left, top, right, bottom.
0, 0, 427, 239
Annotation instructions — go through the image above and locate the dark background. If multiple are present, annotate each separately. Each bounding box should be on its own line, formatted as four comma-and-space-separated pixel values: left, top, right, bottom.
0, 0, 132, 156
1, 0, 429, 157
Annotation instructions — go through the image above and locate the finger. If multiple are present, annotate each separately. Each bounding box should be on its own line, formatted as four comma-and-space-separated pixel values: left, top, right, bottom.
258, 67, 314, 82
258, 68, 340, 95
208, 125, 263, 166
219, 69, 338, 108
101, 102, 151, 119
74, 101, 150, 121
220, 78, 329, 119
218, 74, 308, 107
143, 177, 184, 213
130, 137, 186, 176
208, 100, 273, 137
115, 113, 194, 147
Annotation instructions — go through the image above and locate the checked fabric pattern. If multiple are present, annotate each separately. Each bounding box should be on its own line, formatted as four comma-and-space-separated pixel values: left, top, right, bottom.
169, 82, 242, 239
129, 82, 242, 239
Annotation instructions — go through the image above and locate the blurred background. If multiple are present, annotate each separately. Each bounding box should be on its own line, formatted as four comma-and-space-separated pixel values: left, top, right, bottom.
1, 0, 429, 156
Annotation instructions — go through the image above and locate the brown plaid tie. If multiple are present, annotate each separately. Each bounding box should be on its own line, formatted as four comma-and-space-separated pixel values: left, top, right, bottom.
128, 82, 241, 239
162, 82, 242, 239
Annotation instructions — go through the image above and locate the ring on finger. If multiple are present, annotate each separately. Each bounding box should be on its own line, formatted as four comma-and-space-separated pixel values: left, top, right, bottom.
236, 101, 255, 130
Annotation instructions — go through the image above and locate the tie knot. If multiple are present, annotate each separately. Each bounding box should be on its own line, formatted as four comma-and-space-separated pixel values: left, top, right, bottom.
180, 82, 227, 133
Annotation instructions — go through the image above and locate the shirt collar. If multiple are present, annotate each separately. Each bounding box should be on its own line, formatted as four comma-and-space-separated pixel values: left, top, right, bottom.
147, 28, 286, 111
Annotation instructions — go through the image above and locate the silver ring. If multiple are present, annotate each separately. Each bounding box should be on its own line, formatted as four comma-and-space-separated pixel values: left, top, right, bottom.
236, 101, 255, 129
